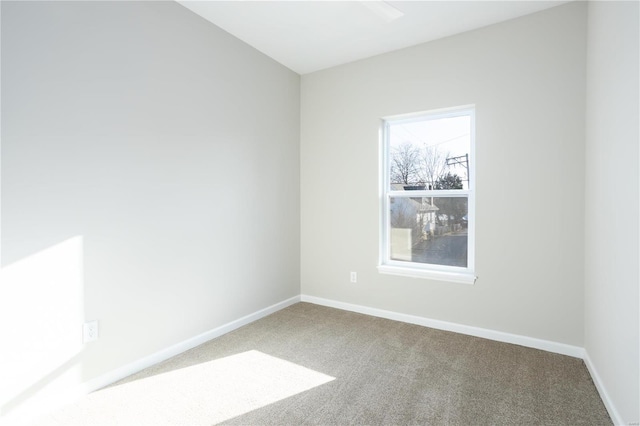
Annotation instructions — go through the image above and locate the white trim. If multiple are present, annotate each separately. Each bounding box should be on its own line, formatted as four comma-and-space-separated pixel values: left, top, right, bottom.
4, 296, 301, 426
467, 108, 476, 272
80, 295, 301, 393
381, 104, 475, 123
380, 106, 476, 280
583, 351, 625, 426
377, 264, 476, 284
388, 189, 469, 198
84, 296, 300, 393
300, 295, 584, 358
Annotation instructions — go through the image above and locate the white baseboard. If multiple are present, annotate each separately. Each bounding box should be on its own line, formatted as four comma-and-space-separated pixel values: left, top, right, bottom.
6, 294, 624, 426
300, 295, 585, 358
3, 295, 301, 426
81, 295, 301, 394
583, 351, 624, 426
301, 296, 630, 425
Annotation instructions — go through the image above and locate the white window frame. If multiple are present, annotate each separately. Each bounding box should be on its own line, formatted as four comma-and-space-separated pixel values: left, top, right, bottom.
378, 105, 477, 285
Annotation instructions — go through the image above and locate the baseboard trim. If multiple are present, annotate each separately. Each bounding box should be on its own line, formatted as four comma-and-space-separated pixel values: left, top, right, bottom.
8, 294, 624, 426
5, 295, 300, 426
583, 351, 624, 426
81, 295, 301, 394
301, 295, 584, 358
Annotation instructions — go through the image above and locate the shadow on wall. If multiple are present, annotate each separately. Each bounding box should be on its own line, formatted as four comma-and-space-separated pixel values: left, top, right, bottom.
0, 236, 87, 420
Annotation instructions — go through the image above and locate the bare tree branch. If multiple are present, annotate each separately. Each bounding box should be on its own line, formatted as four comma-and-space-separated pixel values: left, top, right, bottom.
390, 142, 421, 185
419, 144, 449, 189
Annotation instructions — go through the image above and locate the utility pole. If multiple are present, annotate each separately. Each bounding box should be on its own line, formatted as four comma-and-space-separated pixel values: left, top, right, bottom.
446, 153, 469, 186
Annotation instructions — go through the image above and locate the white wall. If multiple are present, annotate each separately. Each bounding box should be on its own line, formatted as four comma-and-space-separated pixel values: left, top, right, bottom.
1, 0, 299, 419
2, 0, 636, 423
584, 2, 639, 424
301, 3, 587, 346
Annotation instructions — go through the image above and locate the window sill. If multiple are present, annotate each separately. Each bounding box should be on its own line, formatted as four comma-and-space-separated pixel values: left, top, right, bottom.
377, 264, 477, 285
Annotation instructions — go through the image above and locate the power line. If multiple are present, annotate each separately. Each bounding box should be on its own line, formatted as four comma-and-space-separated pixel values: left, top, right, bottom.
446, 153, 470, 187
446, 154, 468, 169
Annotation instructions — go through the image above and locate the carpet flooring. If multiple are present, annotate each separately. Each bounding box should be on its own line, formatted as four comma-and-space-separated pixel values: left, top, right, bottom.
37, 302, 611, 425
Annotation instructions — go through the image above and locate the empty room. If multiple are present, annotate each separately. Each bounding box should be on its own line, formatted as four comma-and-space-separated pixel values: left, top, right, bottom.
1, 1, 638, 425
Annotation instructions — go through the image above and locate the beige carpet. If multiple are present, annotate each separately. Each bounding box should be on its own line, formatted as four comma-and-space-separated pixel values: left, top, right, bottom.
36, 303, 611, 425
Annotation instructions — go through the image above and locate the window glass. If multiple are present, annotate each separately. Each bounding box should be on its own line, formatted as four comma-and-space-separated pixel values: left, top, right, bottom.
381, 107, 474, 282
390, 196, 468, 267
388, 114, 471, 191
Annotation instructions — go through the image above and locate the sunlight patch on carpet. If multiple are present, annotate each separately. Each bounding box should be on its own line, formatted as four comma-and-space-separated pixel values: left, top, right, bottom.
44, 350, 335, 425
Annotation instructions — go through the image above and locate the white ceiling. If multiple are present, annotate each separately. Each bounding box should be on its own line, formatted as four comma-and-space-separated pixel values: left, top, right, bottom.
178, 1, 569, 75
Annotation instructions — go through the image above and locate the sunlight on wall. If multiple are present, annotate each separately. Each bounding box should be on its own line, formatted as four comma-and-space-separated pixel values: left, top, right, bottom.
0, 236, 85, 417
44, 350, 335, 425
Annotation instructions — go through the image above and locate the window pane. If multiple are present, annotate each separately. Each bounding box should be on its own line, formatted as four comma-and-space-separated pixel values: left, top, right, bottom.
388, 115, 471, 191
389, 196, 468, 267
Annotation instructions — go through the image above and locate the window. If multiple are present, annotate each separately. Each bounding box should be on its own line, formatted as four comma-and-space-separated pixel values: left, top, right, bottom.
379, 106, 476, 284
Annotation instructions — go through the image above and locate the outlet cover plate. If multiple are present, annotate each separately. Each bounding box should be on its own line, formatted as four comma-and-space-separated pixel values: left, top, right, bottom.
83, 320, 99, 343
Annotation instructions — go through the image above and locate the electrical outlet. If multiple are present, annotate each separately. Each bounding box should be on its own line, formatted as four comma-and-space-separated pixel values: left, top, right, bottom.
83, 320, 99, 343
350, 271, 357, 283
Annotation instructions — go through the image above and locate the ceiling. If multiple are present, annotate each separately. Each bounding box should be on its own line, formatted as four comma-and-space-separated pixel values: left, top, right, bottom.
178, 1, 569, 75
